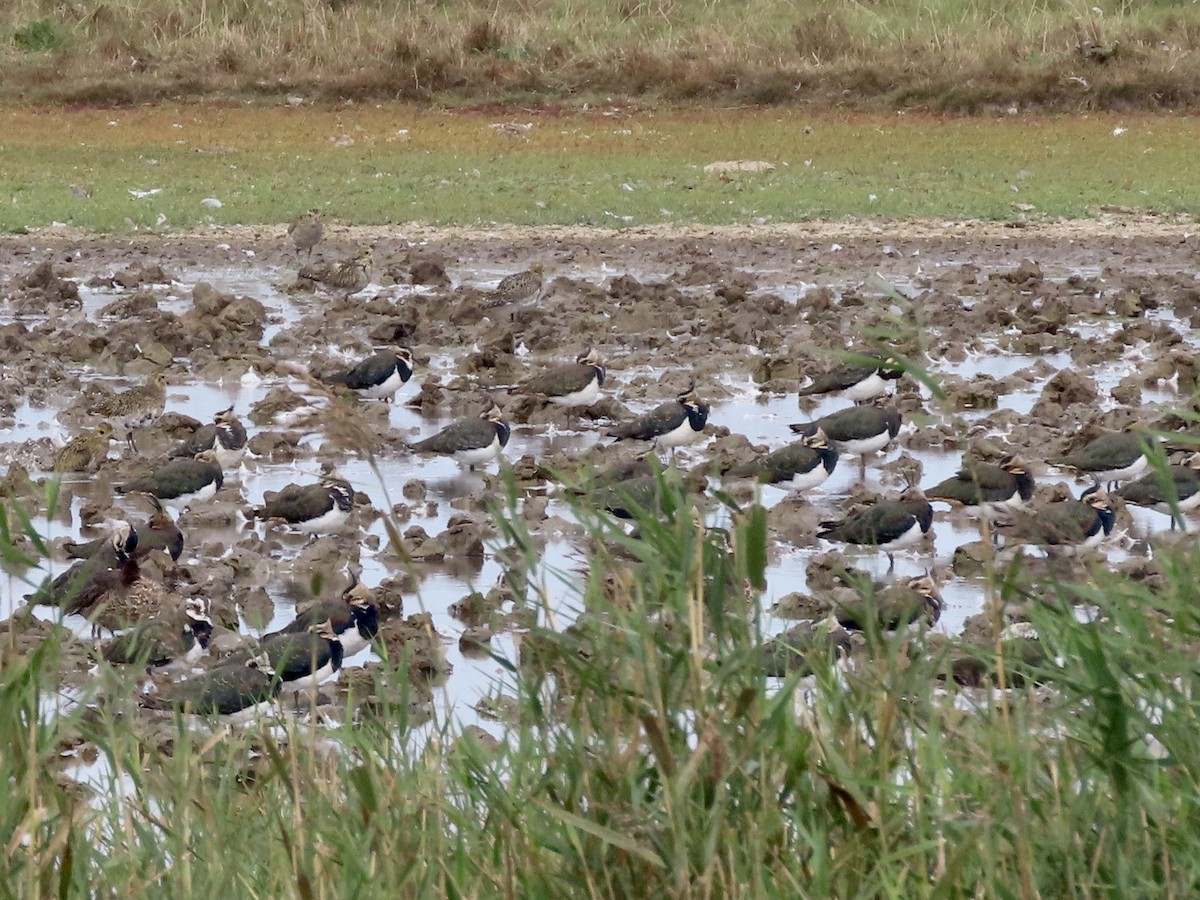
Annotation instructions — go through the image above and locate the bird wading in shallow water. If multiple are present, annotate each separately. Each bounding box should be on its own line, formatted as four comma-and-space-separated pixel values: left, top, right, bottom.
54, 422, 115, 473
26, 522, 139, 615
797, 353, 902, 404
169, 407, 247, 469
301, 247, 372, 299
1116, 452, 1200, 530
790, 405, 902, 479
321, 347, 415, 403
411, 401, 511, 469
101, 596, 213, 669
487, 264, 545, 309
262, 573, 379, 657
514, 347, 606, 421
140, 654, 281, 719
117, 449, 223, 510
926, 454, 1035, 544
818, 490, 934, 572
995, 484, 1116, 556
832, 573, 944, 632
85, 371, 168, 454
253, 470, 355, 535
727, 428, 839, 496
607, 386, 710, 456
1053, 430, 1156, 491
287, 208, 324, 259
65, 493, 183, 563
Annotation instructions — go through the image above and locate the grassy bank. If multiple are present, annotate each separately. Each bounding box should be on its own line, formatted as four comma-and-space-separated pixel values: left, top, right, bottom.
5, 475, 1200, 896
1, 106, 1197, 232
1, 0, 1199, 110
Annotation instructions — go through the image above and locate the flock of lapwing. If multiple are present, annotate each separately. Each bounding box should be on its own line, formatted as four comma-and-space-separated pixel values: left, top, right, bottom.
18, 223, 1200, 716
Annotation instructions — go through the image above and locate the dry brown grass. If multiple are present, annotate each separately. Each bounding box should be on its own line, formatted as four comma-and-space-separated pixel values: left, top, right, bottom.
0, 0, 1198, 109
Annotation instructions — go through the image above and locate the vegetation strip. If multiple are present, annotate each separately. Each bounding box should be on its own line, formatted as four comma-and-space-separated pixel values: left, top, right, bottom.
0, 0, 1198, 109
1, 107, 1197, 232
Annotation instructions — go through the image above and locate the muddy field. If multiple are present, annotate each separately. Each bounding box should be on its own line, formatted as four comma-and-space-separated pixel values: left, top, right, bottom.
1, 218, 1198, 753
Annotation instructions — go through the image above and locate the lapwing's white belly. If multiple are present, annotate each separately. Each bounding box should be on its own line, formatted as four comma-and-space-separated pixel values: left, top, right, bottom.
214, 441, 246, 469
295, 505, 349, 534
841, 431, 893, 457
282, 660, 338, 692
224, 698, 280, 724
550, 379, 601, 408
1090, 455, 1148, 484
339, 629, 370, 658
455, 435, 503, 467
879, 519, 926, 552
165, 480, 218, 510
981, 490, 1025, 520
844, 373, 886, 402
656, 419, 703, 450
787, 462, 832, 492
1176, 489, 1200, 512
362, 368, 406, 400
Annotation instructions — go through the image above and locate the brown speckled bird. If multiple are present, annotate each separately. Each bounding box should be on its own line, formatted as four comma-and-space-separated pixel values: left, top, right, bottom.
487, 264, 544, 308
301, 247, 371, 299
73, 551, 176, 638
54, 422, 115, 472
85, 371, 167, 453
287, 208, 324, 259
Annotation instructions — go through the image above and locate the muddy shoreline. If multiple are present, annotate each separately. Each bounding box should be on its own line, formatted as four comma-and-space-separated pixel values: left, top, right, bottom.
1, 218, 1198, 746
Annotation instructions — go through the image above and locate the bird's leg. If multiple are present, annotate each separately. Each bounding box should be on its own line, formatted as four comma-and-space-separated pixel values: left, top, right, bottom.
126, 429, 139, 455
886, 552, 896, 574
858, 455, 867, 480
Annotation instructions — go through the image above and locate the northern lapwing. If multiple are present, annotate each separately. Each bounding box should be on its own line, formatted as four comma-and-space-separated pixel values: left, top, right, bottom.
26, 522, 138, 613
169, 407, 248, 468
488, 264, 545, 308
262, 574, 379, 657
726, 428, 838, 495
790, 405, 902, 478
926, 454, 1035, 544
85, 370, 167, 453
926, 455, 1035, 516
101, 597, 213, 669
287, 208, 324, 259
515, 347, 606, 414
818, 490, 934, 571
607, 387, 710, 453
591, 468, 708, 521
249, 619, 344, 692
1115, 452, 1200, 529
301, 247, 372, 299
253, 470, 355, 534
65, 493, 183, 563
411, 401, 511, 469
755, 621, 853, 677
797, 354, 902, 404
833, 573, 943, 632
140, 654, 281, 718
996, 484, 1116, 555
321, 347, 415, 403
1053, 430, 1156, 491
116, 449, 223, 510
54, 422, 115, 473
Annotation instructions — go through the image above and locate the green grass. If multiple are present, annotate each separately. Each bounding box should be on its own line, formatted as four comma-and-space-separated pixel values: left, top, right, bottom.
0, 107, 1197, 231
7, 460, 1200, 895
0, 0, 1197, 108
